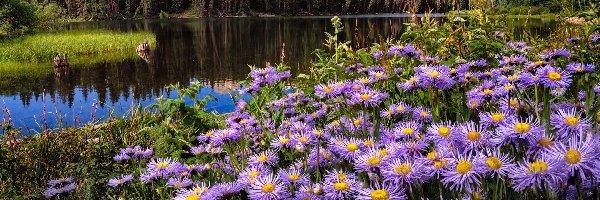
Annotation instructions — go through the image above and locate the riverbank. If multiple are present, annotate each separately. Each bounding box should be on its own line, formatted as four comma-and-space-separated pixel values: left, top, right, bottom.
0, 30, 156, 68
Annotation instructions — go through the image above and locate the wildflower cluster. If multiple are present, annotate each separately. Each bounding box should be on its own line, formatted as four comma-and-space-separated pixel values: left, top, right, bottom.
43, 177, 77, 198
95, 31, 600, 199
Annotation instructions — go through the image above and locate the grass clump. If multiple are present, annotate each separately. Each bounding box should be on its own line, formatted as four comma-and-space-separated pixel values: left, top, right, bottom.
0, 30, 156, 64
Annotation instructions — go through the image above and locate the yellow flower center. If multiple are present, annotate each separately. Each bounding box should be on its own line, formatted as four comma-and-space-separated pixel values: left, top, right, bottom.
514, 123, 531, 134
434, 158, 448, 168
491, 113, 505, 122
323, 152, 331, 159
280, 138, 290, 144
379, 149, 388, 157
528, 160, 548, 174
157, 162, 169, 169
314, 130, 323, 136
403, 128, 415, 135
366, 157, 381, 165
456, 160, 472, 174
473, 191, 481, 200
353, 85, 362, 91
428, 71, 440, 77
564, 149, 582, 164
563, 116, 579, 126
324, 86, 334, 93
575, 67, 584, 72
485, 157, 503, 170
299, 137, 309, 143
438, 127, 450, 137
333, 182, 350, 191
249, 170, 260, 178
535, 61, 544, 65
353, 119, 362, 126
375, 72, 384, 77
262, 183, 275, 193
364, 140, 374, 146
258, 155, 268, 162
205, 131, 214, 137
395, 107, 405, 112
537, 138, 554, 147
288, 174, 300, 181
426, 150, 438, 160
241, 119, 248, 124
337, 174, 346, 181
420, 111, 429, 117
370, 189, 390, 200
509, 99, 519, 107
450, 68, 457, 73
185, 194, 201, 200
408, 77, 417, 84
547, 72, 562, 81
394, 164, 412, 175
360, 78, 370, 84
504, 84, 515, 90
346, 143, 359, 152
360, 93, 371, 100
482, 89, 493, 95
466, 131, 481, 141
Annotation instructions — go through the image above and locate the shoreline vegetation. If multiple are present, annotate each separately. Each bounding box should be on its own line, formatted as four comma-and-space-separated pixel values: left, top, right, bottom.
0, 30, 156, 70
1, 4, 599, 198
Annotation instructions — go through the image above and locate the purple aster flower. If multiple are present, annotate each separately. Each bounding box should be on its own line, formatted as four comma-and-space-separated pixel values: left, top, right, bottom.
323, 169, 358, 199
507, 41, 533, 52
546, 136, 600, 180
466, 98, 482, 110
457, 122, 493, 151
537, 65, 572, 89
190, 146, 206, 156
330, 137, 365, 160
476, 149, 515, 177
497, 117, 544, 144
381, 157, 430, 190
238, 166, 270, 186
392, 121, 422, 139
48, 177, 74, 187
348, 88, 387, 107
197, 130, 216, 142
173, 183, 211, 200
567, 37, 581, 43
566, 63, 596, 73
368, 69, 388, 81
373, 50, 383, 59
420, 55, 440, 64
551, 87, 567, 97
550, 108, 591, 138
249, 151, 278, 167
442, 153, 483, 193
540, 48, 571, 60
393, 68, 404, 75
167, 177, 193, 189
479, 111, 512, 127
108, 174, 133, 187
354, 182, 407, 200
354, 148, 385, 172
248, 174, 290, 200
113, 153, 130, 161
524, 60, 552, 71
498, 55, 527, 67
411, 107, 432, 122
509, 157, 567, 192
426, 121, 455, 145
591, 33, 600, 43
315, 82, 343, 98
278, 166, 309, 185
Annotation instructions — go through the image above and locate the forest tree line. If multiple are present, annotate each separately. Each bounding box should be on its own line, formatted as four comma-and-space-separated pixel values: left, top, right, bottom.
28, 0, 598, 20
1, 0, 596, 37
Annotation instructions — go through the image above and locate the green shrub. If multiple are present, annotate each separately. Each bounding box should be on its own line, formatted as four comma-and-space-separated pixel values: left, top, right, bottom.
35, 3, 66, 30
0, 0, 37, 37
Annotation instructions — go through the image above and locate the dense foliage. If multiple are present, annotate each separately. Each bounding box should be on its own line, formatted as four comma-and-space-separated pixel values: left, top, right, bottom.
1, 0, 598, 22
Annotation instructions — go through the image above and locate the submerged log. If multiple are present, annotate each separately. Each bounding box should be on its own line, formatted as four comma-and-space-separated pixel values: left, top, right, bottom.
53, 53, 69, 68
136, 39, 152, 63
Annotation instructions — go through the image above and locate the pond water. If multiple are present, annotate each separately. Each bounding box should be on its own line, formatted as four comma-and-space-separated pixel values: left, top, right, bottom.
0, 15, 557, 134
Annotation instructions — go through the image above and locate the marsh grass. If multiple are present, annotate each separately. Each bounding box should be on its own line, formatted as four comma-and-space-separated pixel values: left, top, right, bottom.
0, 30, 156, 64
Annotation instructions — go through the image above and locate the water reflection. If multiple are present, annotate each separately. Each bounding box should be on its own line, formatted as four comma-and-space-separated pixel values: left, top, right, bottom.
0, 16, 557, 133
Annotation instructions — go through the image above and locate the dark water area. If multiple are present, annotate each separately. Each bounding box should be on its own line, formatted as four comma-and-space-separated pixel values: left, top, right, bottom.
0, 15, 558, 134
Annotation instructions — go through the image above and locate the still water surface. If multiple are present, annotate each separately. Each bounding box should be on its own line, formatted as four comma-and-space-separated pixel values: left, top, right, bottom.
0, 15, 557, 134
